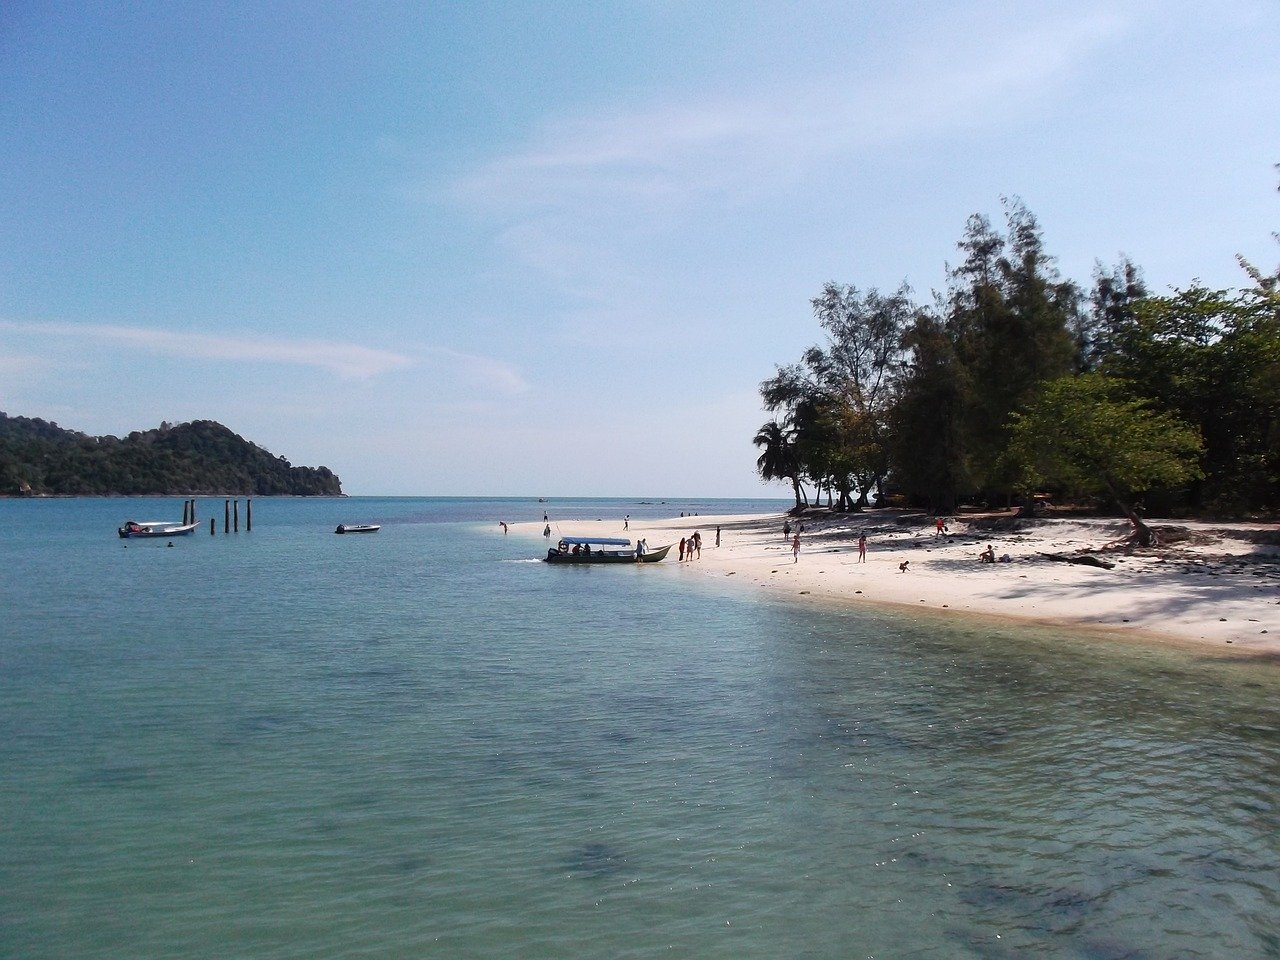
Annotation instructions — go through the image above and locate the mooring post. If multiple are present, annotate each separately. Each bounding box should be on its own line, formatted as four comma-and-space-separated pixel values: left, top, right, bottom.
246, 498, 252, 532
190, 499, 196, 523
233, 499, 239, 532
182, 500, 189, 525
210, 517, 215, 535
224, 499, 230, 533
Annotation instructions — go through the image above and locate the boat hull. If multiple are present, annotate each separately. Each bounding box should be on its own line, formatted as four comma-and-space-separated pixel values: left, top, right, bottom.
544, 544, 671, 564
118, 522, 200, 538
335, 524, 380, 534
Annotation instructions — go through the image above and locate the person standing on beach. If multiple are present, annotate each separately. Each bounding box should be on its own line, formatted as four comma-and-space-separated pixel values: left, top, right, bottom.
543, 524, 551, 538
679, 537, 686, 562
783, 520, 791, 539
624, 515, 629, 530
792, 532, 800, 563
857, 533, 866, 562
715, 526, 721, 548
693, 531, 701, 558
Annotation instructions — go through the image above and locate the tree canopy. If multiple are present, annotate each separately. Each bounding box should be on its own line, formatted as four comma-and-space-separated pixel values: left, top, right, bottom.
0, 415, 342, 496
754, 188, 1280, 518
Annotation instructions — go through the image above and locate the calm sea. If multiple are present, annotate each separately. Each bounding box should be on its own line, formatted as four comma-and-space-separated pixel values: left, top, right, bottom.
1, 496, 1277, 959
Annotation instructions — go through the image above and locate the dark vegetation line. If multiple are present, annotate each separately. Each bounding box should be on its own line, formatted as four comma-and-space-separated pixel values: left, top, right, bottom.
0, 416, 342, 496
755, 188, 1280, 538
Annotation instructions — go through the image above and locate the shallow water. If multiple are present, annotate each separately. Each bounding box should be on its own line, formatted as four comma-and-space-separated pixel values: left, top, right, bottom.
1, 497, 1277, 958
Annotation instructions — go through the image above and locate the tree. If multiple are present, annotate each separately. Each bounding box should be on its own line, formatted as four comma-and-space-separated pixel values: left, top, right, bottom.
944, 200, 1079, 498
753, 419, 803, 509
1079, 257, 1147, 371
759, 283, 913, 509
806, 282, 913, 507
1101, 287, 1280, 512
890, 310, 973, 510
1006, 374, 1204, 545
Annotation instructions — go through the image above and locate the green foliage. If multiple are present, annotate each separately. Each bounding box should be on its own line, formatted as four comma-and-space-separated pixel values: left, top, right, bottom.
759, 283, 912, 508
944, 199, 1079, 493
0, 414, 342, 496
756, 188, 1279, 517
1006, 375, 1204, 504
753, 419, 802, 508
889, 313, 973, 510
1102, 287, 1280, 511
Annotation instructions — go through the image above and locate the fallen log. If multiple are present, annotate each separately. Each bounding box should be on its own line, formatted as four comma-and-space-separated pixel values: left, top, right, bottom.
1039, 551, 1115, 570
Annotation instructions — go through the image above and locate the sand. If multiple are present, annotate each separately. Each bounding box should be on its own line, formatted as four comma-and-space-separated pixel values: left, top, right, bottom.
513, 510, 1280, 659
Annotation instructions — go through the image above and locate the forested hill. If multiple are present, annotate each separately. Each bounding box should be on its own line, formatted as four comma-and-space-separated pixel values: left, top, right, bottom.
0, 415, 342, 496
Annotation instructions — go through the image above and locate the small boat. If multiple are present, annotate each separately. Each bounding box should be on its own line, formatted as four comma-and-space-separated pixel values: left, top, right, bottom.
544, 536, 671, 564
335, 524, 381, 534
118, 520, 200, 539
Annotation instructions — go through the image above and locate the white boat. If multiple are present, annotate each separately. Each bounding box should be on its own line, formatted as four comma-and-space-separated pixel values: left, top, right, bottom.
118, 520, 200, 539
544, 536, 671, 564
335, 524, 381, 534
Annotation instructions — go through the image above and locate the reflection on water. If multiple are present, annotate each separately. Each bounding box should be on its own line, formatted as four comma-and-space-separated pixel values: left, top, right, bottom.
0, 498, 1277, 959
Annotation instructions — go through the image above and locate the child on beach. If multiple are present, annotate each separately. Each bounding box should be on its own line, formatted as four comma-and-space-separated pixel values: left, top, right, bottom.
857, 533, 866, 562
792, 532, 800, 563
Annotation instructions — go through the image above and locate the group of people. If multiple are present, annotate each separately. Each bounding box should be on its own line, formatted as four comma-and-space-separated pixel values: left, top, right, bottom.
678, 531, 702, 561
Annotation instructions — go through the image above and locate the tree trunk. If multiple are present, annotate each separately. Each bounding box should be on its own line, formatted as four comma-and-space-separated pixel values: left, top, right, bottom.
1120, 501, 1157, 547
1106, 478, 1157, 547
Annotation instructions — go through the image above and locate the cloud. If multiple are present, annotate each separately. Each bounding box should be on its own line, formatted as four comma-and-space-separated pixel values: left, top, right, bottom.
0, 321, 414, 380
453, 8, 1127, 226
0, 351, 51, 377
426, 345, 530, 396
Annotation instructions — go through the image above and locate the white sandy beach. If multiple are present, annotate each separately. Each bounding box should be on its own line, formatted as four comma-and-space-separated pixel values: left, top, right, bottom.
515, 510, 1280, 659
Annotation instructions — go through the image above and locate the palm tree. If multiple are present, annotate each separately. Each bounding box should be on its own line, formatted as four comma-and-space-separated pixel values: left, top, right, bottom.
753, 420, 803, 509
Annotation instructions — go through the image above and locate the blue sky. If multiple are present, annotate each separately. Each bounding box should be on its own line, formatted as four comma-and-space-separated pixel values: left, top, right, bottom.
2, 0, 1277, 496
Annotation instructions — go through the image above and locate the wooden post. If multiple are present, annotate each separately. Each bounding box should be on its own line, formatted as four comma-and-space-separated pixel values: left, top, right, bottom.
233, 499, 239, 532
182, 500, 188, 525
246, 498, 252, 531
190, 499, 196, 523
210, 517, 215, 535
224, 499, 230, 533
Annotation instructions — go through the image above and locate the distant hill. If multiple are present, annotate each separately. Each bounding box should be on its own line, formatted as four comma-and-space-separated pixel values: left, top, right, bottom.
0, 414, 342, 496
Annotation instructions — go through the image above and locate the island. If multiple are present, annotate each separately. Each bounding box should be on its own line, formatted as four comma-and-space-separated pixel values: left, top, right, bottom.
0, 414, 342, 496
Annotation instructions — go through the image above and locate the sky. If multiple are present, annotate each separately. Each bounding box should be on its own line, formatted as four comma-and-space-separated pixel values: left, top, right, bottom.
2, 0, 1277, 497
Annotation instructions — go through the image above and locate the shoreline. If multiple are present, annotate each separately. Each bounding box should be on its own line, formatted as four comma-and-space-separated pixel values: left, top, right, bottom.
512, 509, 1280, 661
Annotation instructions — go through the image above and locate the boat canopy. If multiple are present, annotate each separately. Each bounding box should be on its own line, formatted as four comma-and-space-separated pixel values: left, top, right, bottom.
558, 536, 631, 546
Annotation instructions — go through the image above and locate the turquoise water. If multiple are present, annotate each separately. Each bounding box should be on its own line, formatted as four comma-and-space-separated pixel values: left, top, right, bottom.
1, 497, 1277, 959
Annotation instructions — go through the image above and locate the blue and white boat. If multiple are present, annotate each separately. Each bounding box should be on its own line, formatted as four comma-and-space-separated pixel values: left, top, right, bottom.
544, 536, 671, 564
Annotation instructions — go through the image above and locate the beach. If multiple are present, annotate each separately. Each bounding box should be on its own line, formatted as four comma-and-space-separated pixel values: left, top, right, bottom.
524, 510, 1280, 658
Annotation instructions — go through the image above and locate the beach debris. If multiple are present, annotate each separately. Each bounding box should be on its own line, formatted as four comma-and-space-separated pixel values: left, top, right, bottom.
1038, 551, 1115, 570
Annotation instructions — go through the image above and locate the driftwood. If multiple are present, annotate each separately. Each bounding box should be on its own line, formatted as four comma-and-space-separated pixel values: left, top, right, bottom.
1038, 551, 1115, 570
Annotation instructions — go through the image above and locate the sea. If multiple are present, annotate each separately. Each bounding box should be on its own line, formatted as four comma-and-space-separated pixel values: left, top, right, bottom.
1, 496, 1277, 959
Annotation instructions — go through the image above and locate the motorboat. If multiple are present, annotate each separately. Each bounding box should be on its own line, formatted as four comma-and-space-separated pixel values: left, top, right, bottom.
118, 520, 200, 539
544, 536, 671, 564
335, 524, 381, 534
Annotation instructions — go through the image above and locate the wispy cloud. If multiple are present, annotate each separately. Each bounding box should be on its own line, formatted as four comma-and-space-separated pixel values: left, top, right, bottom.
0, 321, 414, 380
452, 8, 1128, 264
426, 346, 530, 396
0, 351, 50, 377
